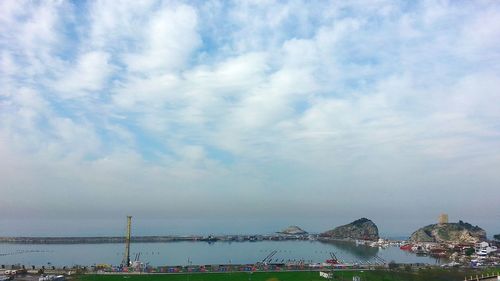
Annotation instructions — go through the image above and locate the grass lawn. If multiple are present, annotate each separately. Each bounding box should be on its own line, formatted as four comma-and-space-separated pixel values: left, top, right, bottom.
77, 268, 499, 281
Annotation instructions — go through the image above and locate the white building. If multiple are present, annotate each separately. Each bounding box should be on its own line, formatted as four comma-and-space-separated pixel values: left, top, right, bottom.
475, 242, 498, 256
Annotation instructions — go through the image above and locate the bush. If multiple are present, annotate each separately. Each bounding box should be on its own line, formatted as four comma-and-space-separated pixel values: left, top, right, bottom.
388, 261, 399, 269
464, 248, 475, 256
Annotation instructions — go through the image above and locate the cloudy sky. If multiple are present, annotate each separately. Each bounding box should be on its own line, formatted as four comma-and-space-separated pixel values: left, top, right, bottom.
1, 0, 499, 236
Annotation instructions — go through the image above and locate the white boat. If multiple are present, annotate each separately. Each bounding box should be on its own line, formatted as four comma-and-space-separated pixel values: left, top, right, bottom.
39, 275, 65, 281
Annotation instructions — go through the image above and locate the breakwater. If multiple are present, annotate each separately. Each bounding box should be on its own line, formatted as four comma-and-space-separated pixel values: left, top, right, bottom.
0, 236, 194, 244
0, 235, 310, 244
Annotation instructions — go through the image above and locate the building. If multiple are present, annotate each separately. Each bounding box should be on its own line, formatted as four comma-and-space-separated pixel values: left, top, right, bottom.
475, 242, 498, 256
438, 214, 448, 224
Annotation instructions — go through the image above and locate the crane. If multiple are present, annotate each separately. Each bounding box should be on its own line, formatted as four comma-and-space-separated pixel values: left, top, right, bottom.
122, 216, 132, 267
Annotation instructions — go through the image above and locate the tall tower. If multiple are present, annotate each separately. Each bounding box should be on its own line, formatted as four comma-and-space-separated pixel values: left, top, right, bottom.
438, 213, 448, 225
122, 216, 132, 266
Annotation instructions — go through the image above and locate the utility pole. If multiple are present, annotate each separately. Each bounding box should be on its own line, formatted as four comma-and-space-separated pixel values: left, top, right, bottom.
122, 216, 132, 267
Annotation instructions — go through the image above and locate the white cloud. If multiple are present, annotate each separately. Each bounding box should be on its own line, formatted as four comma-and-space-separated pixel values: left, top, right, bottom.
0, 1, 69, 79
123, 4, 200, 74
0, 0, 499, 233
52, 51, 113, 98
87, 1, 157, 49
0, 51, 19, 77
112, 73, 181, 110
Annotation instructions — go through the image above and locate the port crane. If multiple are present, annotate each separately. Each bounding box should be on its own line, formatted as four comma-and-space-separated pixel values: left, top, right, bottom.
261, 250, 278, 264
121, 216, 132, 267
327, 252, 339, 264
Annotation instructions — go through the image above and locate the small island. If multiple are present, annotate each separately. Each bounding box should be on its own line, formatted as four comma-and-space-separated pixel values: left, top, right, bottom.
319, 218, 379, 241
277, 225, 308, 235
409, 220, 486, 243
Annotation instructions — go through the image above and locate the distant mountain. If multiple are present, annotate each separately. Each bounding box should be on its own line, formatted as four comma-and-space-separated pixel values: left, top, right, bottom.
278, 225, 308, 235
409, 221, 486, 243
320, 218, 379, 241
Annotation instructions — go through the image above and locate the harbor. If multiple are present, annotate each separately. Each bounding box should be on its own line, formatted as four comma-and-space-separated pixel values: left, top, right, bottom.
0, 239, 442, 268
1, 218, 498, 280
1, 216, 498, 269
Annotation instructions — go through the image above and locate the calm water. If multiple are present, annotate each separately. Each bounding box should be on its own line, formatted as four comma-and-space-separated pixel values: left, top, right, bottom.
0, 241, 442, 267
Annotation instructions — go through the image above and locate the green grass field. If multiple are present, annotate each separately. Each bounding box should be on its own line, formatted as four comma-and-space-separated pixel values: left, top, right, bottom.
77, 268, 500, 281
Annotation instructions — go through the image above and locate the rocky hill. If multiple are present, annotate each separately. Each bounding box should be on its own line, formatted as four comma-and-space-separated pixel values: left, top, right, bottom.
409, 221, 486, 243
320, 218, 379, 241
278, 225, 308, 235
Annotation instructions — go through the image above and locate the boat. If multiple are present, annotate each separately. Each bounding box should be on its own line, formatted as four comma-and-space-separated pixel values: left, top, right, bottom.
400, 244, 413, 250
414, 245, 428, 256
39, 276, 65, 281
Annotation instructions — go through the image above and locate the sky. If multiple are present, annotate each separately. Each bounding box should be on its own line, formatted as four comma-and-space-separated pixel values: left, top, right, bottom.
1, 0, 500, 237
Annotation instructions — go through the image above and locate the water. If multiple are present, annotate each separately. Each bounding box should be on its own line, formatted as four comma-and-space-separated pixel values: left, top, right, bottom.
0, 241, 442, 267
